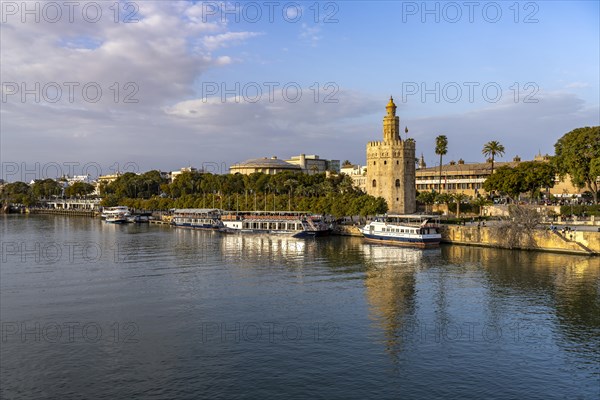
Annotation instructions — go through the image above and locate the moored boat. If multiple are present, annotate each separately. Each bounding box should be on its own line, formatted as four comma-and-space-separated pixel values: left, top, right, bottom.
220, 211, 330, 238
101, 206, 131, 219
105, 212, 129, 224
127, 213, 151, 223
359, 214, 441, 247
171, 208, 223, 229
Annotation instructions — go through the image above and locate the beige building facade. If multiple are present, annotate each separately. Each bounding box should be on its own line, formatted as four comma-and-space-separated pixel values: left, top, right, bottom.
366, 97, 416, 214
415, 153, 588, 198
340, 164, 367, 191
229, 157, 302, 175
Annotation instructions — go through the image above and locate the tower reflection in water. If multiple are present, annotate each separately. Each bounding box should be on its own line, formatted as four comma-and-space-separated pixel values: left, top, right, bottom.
362, 241, 599, 374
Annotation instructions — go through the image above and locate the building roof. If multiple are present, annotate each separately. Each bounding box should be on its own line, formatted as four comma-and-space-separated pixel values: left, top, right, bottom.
417, 161, 520, 175
231, 157, 302, 170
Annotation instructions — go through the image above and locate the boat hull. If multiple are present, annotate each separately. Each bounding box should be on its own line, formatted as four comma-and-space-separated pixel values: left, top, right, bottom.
361, 232, 440, 248
172, 222, 221, 229
105, 219, 129, 224
219, 228, 330, 238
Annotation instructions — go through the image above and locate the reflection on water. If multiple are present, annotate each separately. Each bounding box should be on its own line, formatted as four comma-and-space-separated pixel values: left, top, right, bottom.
1, 215, 599, 399
361, 242, 599, 396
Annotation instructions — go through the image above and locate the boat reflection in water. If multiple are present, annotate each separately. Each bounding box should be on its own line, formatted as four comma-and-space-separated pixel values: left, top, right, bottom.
219, 232, 318, 267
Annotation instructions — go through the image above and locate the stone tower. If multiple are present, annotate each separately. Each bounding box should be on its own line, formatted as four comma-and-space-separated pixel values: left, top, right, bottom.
366, 97, 416, 214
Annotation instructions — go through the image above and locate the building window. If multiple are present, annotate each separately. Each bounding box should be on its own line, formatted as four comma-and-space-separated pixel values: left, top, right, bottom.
372, 180, 377, 188
395, 179, 400, 187
373, 161, 376, 165
396, 161, 399, 165
384, 160, 387, 165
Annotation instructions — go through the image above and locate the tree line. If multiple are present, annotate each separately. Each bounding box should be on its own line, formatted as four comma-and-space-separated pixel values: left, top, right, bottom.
100, 170, 387, 218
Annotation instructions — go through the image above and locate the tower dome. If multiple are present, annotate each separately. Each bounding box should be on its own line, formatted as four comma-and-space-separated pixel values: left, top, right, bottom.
386, 96, 397, 116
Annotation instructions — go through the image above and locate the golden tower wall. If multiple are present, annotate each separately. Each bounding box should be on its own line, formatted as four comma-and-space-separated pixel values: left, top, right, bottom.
365, 98, 416, 214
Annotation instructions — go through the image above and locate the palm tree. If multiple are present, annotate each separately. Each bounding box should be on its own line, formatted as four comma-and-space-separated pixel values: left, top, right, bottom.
452, 193, 469, 217
471, 196, 491, 216
417, 191, 436, 213
435, 135, 448, 192
482, 141, 505, 175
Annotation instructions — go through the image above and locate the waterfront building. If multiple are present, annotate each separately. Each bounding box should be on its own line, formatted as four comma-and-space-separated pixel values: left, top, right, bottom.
230, 157, 302, 175
340, 164, 367, 191
95, 173, 122, 195
415, 158, 520, 197
415, 153, 587, 198
285, 154, 341, 174
171, 166, 201, 183
97, 173, 122, 186
365, 97, 416, 214
62, 174, 93, 185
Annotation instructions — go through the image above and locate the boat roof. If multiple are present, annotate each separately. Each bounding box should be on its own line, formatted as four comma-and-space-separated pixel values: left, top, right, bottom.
222, 210, 312, 215
173, 208, 220, 214
385, 214, 439, 219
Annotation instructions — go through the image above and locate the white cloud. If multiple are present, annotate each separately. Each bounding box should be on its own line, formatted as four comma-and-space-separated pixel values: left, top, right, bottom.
407, 91, 599, 166
299, 23, 321, 47
202, 31, 263, 51
565, 82, 590, 89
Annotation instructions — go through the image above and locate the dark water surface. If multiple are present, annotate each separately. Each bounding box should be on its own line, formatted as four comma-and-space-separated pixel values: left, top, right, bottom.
1, 215, 599, 399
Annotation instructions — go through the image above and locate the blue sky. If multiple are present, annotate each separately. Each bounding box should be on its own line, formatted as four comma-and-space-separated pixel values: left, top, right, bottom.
1, 1, 598, 180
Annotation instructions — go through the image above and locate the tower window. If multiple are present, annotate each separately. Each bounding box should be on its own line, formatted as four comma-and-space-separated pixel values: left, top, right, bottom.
373, 161, 376, 165
384, 160, 387, 165
372, 180, 377, 188
396, 161, 399, 165
395, 179, 401, 187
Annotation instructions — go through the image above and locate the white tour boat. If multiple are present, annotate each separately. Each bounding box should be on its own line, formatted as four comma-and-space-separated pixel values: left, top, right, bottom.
220, 211, 331, 238
105, 212, 129, 224
359, 214, 442, 247
101, 206, 131, 219
170, 209, 223, 229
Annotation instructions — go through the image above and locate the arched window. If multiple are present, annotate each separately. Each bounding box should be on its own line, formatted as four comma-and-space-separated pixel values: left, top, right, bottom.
373, 161, 376, 165
372, 180, 377, 188
395, 179, 401, 187
384, 160, 387, 165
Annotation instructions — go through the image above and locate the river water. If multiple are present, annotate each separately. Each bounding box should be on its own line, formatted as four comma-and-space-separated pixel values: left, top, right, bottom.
1, 215, 598, 399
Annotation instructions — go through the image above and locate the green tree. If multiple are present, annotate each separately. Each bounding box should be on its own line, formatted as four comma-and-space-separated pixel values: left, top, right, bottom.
452, 193, 469, 217
471, 196, 491, 216
65, 182, 95, 198
553, 126, 600, 203
31, 179, 62, 199
417, 191, 436, 213
517, 161, 556, 201
482, 140, 505, 175
436, 192, 453, 213
1, 181, 34, 205
435, 135, 448, 192
483, 166, 524, 202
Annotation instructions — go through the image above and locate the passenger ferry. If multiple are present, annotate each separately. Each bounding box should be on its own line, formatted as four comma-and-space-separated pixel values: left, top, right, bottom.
220, 211, 331, 238
359, 214, 442, 247
101, 206, 130, 219
170, 208, 223, 229
105, 212, 129, 224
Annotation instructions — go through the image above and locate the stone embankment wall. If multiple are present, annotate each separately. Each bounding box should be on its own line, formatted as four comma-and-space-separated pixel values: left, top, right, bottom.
441, 225, 600, 256
332, 225, 362, 237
